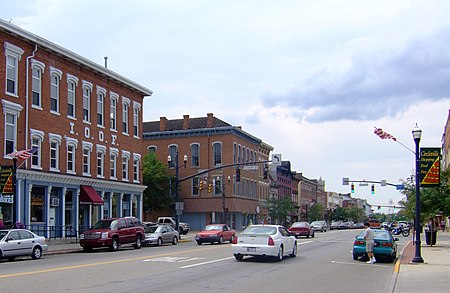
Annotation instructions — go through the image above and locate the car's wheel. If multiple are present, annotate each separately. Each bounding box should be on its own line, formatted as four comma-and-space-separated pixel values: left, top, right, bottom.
196, 241, 202, 245
7, 256, 16, 261
31, 246, 42, 259
353, 253, 359, 260
275, 246, 284, 262
110, 237, 119, 251
234, 254, 244, 261
134, 235, 142, 249
83, 246, 93, 253
218, 236, 223, 244
157, 237, 163, 246
172, 236, 178, 245
306, 233, 310, 238
311, 231, 315, 238
290, 243, 297, 257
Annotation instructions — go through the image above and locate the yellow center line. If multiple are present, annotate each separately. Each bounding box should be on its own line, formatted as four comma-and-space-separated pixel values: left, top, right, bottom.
0, 245, 220, 279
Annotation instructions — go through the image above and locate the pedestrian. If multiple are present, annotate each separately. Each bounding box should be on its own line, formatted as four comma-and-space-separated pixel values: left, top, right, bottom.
363, 222, 376, 264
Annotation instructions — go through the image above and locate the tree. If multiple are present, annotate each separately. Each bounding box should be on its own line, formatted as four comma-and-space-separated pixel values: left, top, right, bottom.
265, 196, 295, 226
307, 203, 324, 222
142, 152, 173, 212
399, 169, 450, 224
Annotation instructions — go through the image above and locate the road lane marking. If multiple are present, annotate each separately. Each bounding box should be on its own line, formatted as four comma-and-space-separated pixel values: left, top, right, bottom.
0, 245, 220, 279
299, 241, 313, 245
331, 260, 390, 268
180, 257, 234, 269
143, 256, 204, 263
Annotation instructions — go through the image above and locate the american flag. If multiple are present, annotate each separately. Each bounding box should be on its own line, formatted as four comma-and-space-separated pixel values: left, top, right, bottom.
6, 148, 38, 160
374, 127, 397, 141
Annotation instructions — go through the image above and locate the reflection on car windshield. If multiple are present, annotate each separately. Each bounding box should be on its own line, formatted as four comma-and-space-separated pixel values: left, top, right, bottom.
243, 226, 277, 235
311, 221, 321, 225
292, 222, 308, 227
0, 230, 8, 240
205, 225, 222, 231
92, 220, 115, 230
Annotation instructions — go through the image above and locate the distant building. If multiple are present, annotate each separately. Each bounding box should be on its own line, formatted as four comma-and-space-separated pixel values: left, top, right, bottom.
142, 113, 273, 230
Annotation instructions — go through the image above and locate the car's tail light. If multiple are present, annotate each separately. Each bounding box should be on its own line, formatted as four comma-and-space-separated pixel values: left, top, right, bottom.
268, 237, 275, 246
381, 242, 393, 247
354, 240, 365, 245
232, 236, 238, 244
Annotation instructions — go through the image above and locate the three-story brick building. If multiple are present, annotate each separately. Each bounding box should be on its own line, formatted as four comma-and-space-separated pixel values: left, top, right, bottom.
0, 20, 152, 236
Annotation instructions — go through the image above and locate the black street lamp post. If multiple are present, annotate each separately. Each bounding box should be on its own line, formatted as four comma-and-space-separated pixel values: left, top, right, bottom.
168, 151, 187, 235
412, 124, 424, 263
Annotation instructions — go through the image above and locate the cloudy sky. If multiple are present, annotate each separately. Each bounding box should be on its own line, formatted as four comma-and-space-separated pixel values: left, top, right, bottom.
2, 0, 449, 213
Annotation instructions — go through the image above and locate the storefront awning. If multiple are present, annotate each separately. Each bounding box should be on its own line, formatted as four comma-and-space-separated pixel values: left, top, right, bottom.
80, 185, 103, 205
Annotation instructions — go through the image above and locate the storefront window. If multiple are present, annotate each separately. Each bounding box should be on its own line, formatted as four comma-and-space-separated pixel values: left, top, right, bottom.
31, 187, 45, 222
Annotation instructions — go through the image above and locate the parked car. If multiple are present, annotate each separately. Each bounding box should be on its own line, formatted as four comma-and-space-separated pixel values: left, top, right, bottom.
143, 223, 179, 246
157, 217, 190, 235
330, 221, 342, 230
231, 225, 297, 262
310, 220, 328, 232
195, 224, 236, 245
354, 222, 365, 229
338, 221, 349, 229
0, 229, 48, 261
346, 221, 355, 229
352, 229, 399, 263
79, 216, 145, 252
288, 222, 315, 238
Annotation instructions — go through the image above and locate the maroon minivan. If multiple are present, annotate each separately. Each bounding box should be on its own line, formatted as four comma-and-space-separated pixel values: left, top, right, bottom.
80, 217, 144, 252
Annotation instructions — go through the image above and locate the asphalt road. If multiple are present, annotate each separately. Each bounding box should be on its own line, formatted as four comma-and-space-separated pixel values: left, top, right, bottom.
0, 229, 408, 293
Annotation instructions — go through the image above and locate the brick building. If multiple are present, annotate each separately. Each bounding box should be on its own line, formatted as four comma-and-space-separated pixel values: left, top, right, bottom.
0, 20, 152, 236
143, 113, 273, 230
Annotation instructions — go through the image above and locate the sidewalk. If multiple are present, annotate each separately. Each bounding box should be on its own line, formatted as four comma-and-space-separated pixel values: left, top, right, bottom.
45, 232, 196, 255
391, 231, 450, 293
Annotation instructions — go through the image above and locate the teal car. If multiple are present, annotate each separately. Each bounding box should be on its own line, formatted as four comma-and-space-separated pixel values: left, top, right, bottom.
352, 229, 399, 263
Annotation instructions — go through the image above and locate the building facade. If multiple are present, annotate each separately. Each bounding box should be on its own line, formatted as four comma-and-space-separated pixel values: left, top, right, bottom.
142, 113, 272, 230
0, 20, 152, 236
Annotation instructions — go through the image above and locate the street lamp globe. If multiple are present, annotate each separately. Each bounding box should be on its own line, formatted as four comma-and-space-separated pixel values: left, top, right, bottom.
412, 124, 422, 140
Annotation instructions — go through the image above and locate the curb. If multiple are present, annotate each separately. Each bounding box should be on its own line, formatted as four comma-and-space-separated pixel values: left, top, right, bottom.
386, 240, 411, 293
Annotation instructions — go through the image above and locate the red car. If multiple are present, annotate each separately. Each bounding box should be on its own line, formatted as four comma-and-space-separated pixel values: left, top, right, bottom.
288, 222, 315, 238
195, 224, 236, 245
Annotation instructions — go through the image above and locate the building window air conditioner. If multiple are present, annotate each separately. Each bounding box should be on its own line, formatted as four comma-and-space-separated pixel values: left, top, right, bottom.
51, 198, 60, 207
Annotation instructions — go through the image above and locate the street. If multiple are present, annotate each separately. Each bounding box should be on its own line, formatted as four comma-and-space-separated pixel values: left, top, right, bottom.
0, 229, 407, 293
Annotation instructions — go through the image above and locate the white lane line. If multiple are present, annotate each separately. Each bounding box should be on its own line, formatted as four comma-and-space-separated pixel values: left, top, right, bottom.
331, 260, 390, 268
180, 257, 234, 269
299, 241, 314, 245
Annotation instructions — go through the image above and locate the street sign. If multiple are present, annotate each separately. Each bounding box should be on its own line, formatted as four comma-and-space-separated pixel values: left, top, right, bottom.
396, 184, 404, 190
271, 154, 282, 166
175, 202, 184, 211
381, 180, 387, 186
342, 178, 349, 185
243, 165, 258, 171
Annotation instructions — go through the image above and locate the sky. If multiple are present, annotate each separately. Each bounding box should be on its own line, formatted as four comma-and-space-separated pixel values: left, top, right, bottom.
2, 0, 450, 213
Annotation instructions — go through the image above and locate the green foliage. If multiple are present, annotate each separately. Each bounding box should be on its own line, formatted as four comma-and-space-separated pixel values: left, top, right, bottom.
331, 206, 367, 222
265, 196, 295, 225
307, 203, 324, 222
142, 152, 173, 212
400, 168, 450, 223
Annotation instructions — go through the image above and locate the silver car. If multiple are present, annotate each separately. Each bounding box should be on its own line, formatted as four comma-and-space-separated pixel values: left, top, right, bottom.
0, 229, 48, 261
143, 224, 179, 246
231, 225, 297, 262
311, 220, 328, 232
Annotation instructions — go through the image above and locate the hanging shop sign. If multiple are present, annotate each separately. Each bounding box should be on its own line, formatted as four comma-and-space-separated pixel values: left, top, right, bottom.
419, 148, 441, 187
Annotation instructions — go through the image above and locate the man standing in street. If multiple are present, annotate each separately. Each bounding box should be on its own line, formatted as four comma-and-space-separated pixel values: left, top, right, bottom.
364, 222, 376, 264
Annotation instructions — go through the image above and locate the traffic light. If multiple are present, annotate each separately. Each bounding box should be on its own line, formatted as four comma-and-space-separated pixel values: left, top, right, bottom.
236, 168, 241, 182
351, 183, 355, 193
208, 183, 213, 193
199, 180, 204, 190
378, 206, 381, 210
263, 164, 268, 179
371, 184, 375, 194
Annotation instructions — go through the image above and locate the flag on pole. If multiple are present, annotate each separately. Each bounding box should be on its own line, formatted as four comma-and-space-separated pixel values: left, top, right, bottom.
374, 127, 397, 141
6, 148, 38, 160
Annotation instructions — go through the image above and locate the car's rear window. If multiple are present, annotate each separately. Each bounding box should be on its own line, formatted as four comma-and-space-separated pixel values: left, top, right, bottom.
243, 226, 277, 235
205, 225, 222, 231
292, 222, 308, 227
358, 230, 389, 239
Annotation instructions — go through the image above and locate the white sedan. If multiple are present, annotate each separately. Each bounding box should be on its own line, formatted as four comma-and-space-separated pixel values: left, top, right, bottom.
0, 229, 48, 261
231, 225, 297, 261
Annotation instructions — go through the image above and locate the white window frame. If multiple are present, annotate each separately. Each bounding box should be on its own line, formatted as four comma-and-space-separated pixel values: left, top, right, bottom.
97, 144, 106, 178
67, 74, 79, 119
66, 137, 78, 174
212, 141, 222, 166
133, 153, 141, 183
122, 96, 130, 135
110, 147, 119, 180
110, 92, 118, 131
30, 129, 44, 169
50, 66, 62, 114
122, 150, 130, 182
82, 80, 93, 124
190, 143, 200, 167
31, 59, 45, 109
2, 100, 23, 157
133, 101, 141, 138
82, 141, 93, 176
49, 133, 62, 172
97, 86, 106, 128
4, 42, 24, 97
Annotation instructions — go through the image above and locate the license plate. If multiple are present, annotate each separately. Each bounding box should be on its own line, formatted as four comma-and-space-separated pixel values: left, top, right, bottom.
247, 247, 256, 252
